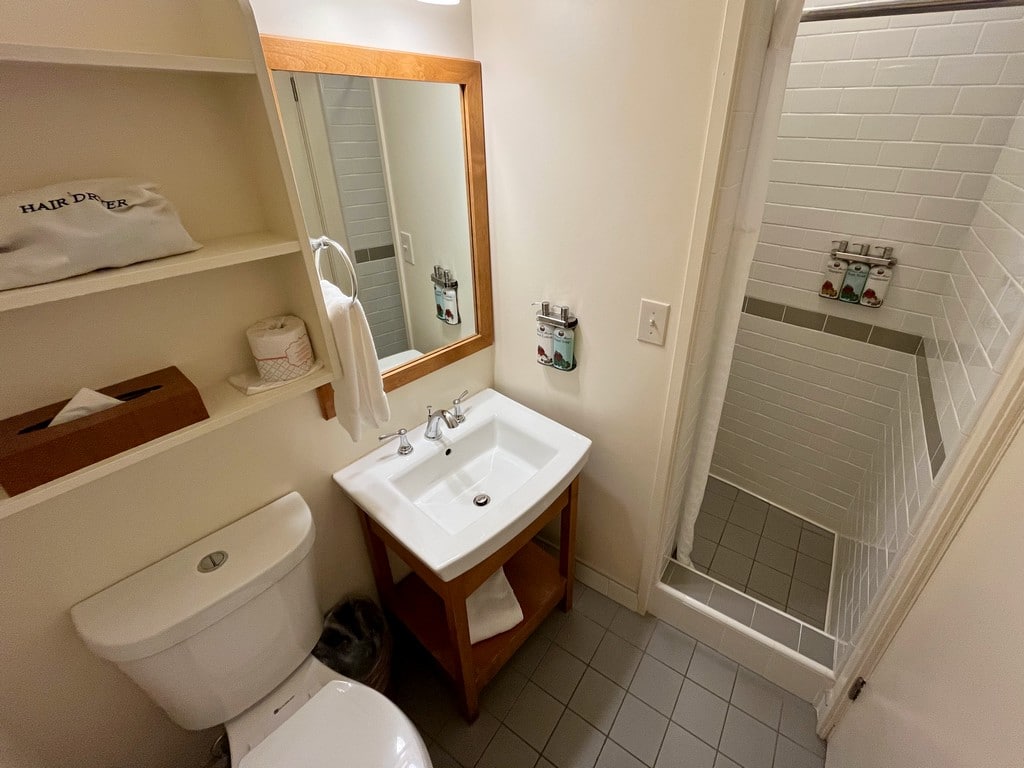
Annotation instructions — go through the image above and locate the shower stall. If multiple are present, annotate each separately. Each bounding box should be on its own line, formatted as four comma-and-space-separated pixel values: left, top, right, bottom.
653, 0, 1024, 707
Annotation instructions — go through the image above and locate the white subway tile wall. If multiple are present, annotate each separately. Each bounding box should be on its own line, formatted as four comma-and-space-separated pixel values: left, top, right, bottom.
355, 256, 411, 359
319, 74, 395, 252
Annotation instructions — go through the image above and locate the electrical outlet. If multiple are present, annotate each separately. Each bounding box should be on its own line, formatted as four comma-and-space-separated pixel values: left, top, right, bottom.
637, 299, 670, 346
400, 231, 414, 265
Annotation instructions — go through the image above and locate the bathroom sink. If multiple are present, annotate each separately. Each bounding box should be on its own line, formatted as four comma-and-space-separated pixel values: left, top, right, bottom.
333, 388, 591, 581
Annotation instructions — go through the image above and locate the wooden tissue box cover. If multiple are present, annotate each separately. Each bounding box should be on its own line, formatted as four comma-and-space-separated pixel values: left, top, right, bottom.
0, 367, 209, 495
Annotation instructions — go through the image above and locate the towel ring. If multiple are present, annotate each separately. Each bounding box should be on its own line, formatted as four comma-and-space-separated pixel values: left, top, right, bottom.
311, 235, 358, 300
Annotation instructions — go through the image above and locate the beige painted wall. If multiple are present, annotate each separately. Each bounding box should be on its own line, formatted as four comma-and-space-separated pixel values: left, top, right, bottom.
825, 421, 1024, 767
0, 3, 487, 768
376, 78, 476, 353
472, 0, 741, 593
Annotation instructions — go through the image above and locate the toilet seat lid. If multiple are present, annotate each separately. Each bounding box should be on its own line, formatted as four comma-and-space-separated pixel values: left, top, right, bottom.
238, 680, 430, 768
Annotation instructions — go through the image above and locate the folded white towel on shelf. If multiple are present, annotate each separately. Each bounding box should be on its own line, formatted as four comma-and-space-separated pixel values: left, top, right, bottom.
320, 279, 390, 441
466, 568, 524, 644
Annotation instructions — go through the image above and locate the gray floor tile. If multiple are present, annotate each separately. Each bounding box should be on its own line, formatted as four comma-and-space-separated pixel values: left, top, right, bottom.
798, 529, 834, 563
728, 502, 768, 534
718, 706, 776, 768
734, 490, 768, 512
608, 607, 658, 649
720, 523, 760, 558
538, 761, 557, 768
481, 665, 529, 720
591, 631, 645, 687
779, 693, 825, 758
665, 565, 714, 602
750, 605, 800, 651
793, 554, 832, 591
426, 740, 462, 768
685, 644, 738, 700
477, 725, 540, 768
714, 754, 742, 768
629, 654, 683, 717
505, 681, 565, 752
696, 512, 727, 542
646, 622, 697, 675
755, 538, 797, 575
576, 586, 621, 628
708, 585, 755, 625
700, 493, 734, 520
787, 581, 827, 627
671, 679, 728, 748
598, 739, 648, 768
555, 612, 606, 663
801, 520, 832, 540
393, 667, 459, 739
747, 589, 786, 612
691, 536, 717, 568
710, 547, 753, 585
709, 570, 747, 591
544, 710, 606, 768
436, 709, 501, 768
654, 723, 716, 768
538, 608, 570, 641
730, 668, 783, 729
706, 477, 738, 500
512, 633, 553, 676
533, 644, 588, 703
569, 668, 627, 734
774, 735, 825, 768
609, 694, 668, 767
762, 507, 802, 549
746, 562, 791, 604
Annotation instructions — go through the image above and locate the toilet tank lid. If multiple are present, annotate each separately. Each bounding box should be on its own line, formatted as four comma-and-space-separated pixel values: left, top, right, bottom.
70, 492, 315, 663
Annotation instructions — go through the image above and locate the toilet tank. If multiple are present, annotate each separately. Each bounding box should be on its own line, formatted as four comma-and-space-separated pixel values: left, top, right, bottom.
71, 492, 321, 731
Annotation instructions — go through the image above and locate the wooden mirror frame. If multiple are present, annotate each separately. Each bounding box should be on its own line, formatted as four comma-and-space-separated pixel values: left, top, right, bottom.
260, 35, 494, 400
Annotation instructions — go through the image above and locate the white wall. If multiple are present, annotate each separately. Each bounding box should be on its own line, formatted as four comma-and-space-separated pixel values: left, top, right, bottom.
0, 3, 490, 768
472, 0, 741, 594
825, 418, 1024, 768
376, 78, 476, 355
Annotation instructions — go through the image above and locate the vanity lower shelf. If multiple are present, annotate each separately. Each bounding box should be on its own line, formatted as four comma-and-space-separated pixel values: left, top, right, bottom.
391, 541, 565, 688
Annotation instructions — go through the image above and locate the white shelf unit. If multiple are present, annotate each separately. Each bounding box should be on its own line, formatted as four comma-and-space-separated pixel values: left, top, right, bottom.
0, 1, 334, 515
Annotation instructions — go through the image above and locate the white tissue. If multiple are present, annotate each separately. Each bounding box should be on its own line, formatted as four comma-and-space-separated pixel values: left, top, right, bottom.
48, 388, 123, 427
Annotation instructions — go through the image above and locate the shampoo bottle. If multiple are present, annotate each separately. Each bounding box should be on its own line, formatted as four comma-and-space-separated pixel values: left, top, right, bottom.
820, 257, 849, 300
552, 305, 576, 371
536, 302, 553, 365
441, 270, 460, 325
839, 262, 870, 303
860, 266, 891, 308
432, 266, 444, 319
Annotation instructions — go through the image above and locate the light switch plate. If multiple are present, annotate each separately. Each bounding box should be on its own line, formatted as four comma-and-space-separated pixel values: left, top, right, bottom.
399, 231, 414, 265
637, 299, 670, 346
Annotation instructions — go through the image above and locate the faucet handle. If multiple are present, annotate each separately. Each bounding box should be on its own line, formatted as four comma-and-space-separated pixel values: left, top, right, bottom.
452, 389, 469, 423
378, 428, 413, 455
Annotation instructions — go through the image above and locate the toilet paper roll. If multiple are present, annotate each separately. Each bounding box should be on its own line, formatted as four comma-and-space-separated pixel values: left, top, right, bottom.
246, 315, 314, 383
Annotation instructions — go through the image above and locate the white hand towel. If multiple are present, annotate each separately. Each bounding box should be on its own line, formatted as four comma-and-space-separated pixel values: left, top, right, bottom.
466, 568, 524, 644
320, 279, 390, 441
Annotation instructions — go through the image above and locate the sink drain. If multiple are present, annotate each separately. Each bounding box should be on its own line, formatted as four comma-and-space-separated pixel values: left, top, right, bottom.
473, 493, 490, 507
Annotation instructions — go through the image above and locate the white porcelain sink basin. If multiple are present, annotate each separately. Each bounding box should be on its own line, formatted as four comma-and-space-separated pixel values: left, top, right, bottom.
333, 389, 591, 581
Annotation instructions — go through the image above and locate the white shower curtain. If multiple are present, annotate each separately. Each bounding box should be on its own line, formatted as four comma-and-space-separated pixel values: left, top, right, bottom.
675, 0, 805, 564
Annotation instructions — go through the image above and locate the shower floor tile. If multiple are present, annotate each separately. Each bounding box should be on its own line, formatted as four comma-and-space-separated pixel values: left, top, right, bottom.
688, 478, 834, 630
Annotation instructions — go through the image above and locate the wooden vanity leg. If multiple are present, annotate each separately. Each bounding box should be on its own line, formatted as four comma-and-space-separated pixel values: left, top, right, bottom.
442, 580, 480, 721
357, 510, 396, 608
559, 476, 579, 612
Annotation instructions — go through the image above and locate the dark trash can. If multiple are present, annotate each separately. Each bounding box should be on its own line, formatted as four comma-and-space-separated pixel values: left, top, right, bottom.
312, 597, 392, 693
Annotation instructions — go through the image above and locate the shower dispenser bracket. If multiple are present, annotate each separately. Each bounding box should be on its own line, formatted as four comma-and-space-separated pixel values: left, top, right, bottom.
820, 239, 897, 307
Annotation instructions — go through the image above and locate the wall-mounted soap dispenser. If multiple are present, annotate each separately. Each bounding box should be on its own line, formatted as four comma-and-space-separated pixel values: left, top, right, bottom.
431, 266, 460, 325
535, 302, 578, 371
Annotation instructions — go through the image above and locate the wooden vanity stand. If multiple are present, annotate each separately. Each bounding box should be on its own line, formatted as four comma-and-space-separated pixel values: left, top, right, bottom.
357, 475, 579, 721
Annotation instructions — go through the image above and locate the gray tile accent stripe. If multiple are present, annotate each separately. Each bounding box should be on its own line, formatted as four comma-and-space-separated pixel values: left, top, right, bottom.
354, 243, 397, 263
662, 562, 834, 670
742, 295, 944, 476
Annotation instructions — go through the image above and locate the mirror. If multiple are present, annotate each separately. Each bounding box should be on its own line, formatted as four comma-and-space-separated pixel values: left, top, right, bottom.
261, 36, 493, 393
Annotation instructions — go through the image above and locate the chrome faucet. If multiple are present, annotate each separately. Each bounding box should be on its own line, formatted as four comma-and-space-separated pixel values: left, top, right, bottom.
424, 405, 459, 440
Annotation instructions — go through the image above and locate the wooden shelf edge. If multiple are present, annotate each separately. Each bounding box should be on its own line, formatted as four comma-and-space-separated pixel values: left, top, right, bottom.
0, 368, 332, 520
0, 43, 255, 74
389, 542, 566, 687
0, 233, 301, 312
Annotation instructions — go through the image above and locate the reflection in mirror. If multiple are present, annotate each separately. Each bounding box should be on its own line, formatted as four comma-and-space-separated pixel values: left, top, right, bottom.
273, 70, 476, 373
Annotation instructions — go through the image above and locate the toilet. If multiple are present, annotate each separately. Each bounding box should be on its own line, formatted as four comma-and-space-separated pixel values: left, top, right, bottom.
70, 492, 431, 767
